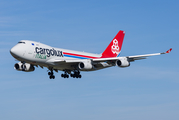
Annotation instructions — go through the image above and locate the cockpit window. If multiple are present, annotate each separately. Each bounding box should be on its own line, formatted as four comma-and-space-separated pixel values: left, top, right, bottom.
18, 42, 25, 44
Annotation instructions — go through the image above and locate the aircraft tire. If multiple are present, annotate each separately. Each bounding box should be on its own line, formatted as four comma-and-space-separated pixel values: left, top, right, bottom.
61, 74, 64, 77
65, 74, 69, 78
48, 72, 51, 75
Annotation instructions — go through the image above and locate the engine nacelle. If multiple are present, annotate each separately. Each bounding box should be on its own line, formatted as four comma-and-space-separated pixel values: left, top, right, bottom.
78, 60, 93, 70
14, 62, 35, 72
116, 58, 130, 68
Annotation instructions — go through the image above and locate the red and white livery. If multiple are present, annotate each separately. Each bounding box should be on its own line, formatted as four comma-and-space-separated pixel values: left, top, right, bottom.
10, 30, 172, 79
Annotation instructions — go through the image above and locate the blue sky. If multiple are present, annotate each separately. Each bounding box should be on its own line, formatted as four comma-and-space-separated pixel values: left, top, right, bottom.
0, 0, 179, 120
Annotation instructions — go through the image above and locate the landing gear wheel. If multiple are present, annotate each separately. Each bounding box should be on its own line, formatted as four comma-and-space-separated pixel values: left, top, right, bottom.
49, 75, 55, 79
48, 69, 55, 79
70, 70, 82, 78
61, 70, 70, 78
61, 74, 69, 78
48, 72, 51, 75
61, 74, 64, 77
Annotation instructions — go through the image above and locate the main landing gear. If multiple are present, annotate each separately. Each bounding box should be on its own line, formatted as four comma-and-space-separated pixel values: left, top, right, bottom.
70, 71, 81, 78
48, 69, 55, 79
47, 69, 82, 79
61, 70, 82, 79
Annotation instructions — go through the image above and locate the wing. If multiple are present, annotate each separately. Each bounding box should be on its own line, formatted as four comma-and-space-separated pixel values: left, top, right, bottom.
127, 48, 172, 62
46, 48, 172, 70
50, 48, 172, 63
92, 48, 172, 62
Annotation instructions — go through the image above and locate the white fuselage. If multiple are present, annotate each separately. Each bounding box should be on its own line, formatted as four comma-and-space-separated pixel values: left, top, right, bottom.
10, 30, 170, 79
10, 40, 105, 71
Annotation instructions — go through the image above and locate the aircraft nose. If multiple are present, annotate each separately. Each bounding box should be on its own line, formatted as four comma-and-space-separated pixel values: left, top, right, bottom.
10, 46, 17, 56
10, 45, 21, 57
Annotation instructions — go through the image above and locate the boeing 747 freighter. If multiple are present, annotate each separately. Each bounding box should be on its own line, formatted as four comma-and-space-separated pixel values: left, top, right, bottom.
10, 30, 172, 79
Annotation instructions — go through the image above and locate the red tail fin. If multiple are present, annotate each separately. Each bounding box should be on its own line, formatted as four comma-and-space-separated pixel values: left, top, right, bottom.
101, 30, 125, 58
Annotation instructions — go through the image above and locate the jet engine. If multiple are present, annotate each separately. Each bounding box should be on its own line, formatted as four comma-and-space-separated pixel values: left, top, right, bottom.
116, 58, 130, 67
78, 60, 93, 70
14, 62, 35, 72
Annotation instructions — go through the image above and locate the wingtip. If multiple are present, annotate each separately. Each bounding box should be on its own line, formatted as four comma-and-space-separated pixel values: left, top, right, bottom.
166, 48, 172, 53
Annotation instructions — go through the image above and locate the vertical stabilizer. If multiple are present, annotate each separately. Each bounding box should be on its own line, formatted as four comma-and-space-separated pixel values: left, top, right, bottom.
101, 30, 125, 58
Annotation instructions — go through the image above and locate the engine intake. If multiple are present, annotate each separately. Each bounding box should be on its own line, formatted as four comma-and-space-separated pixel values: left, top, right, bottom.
78, 60, 93, 70
14, 62, 35, 72
116, 58, 130, 67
